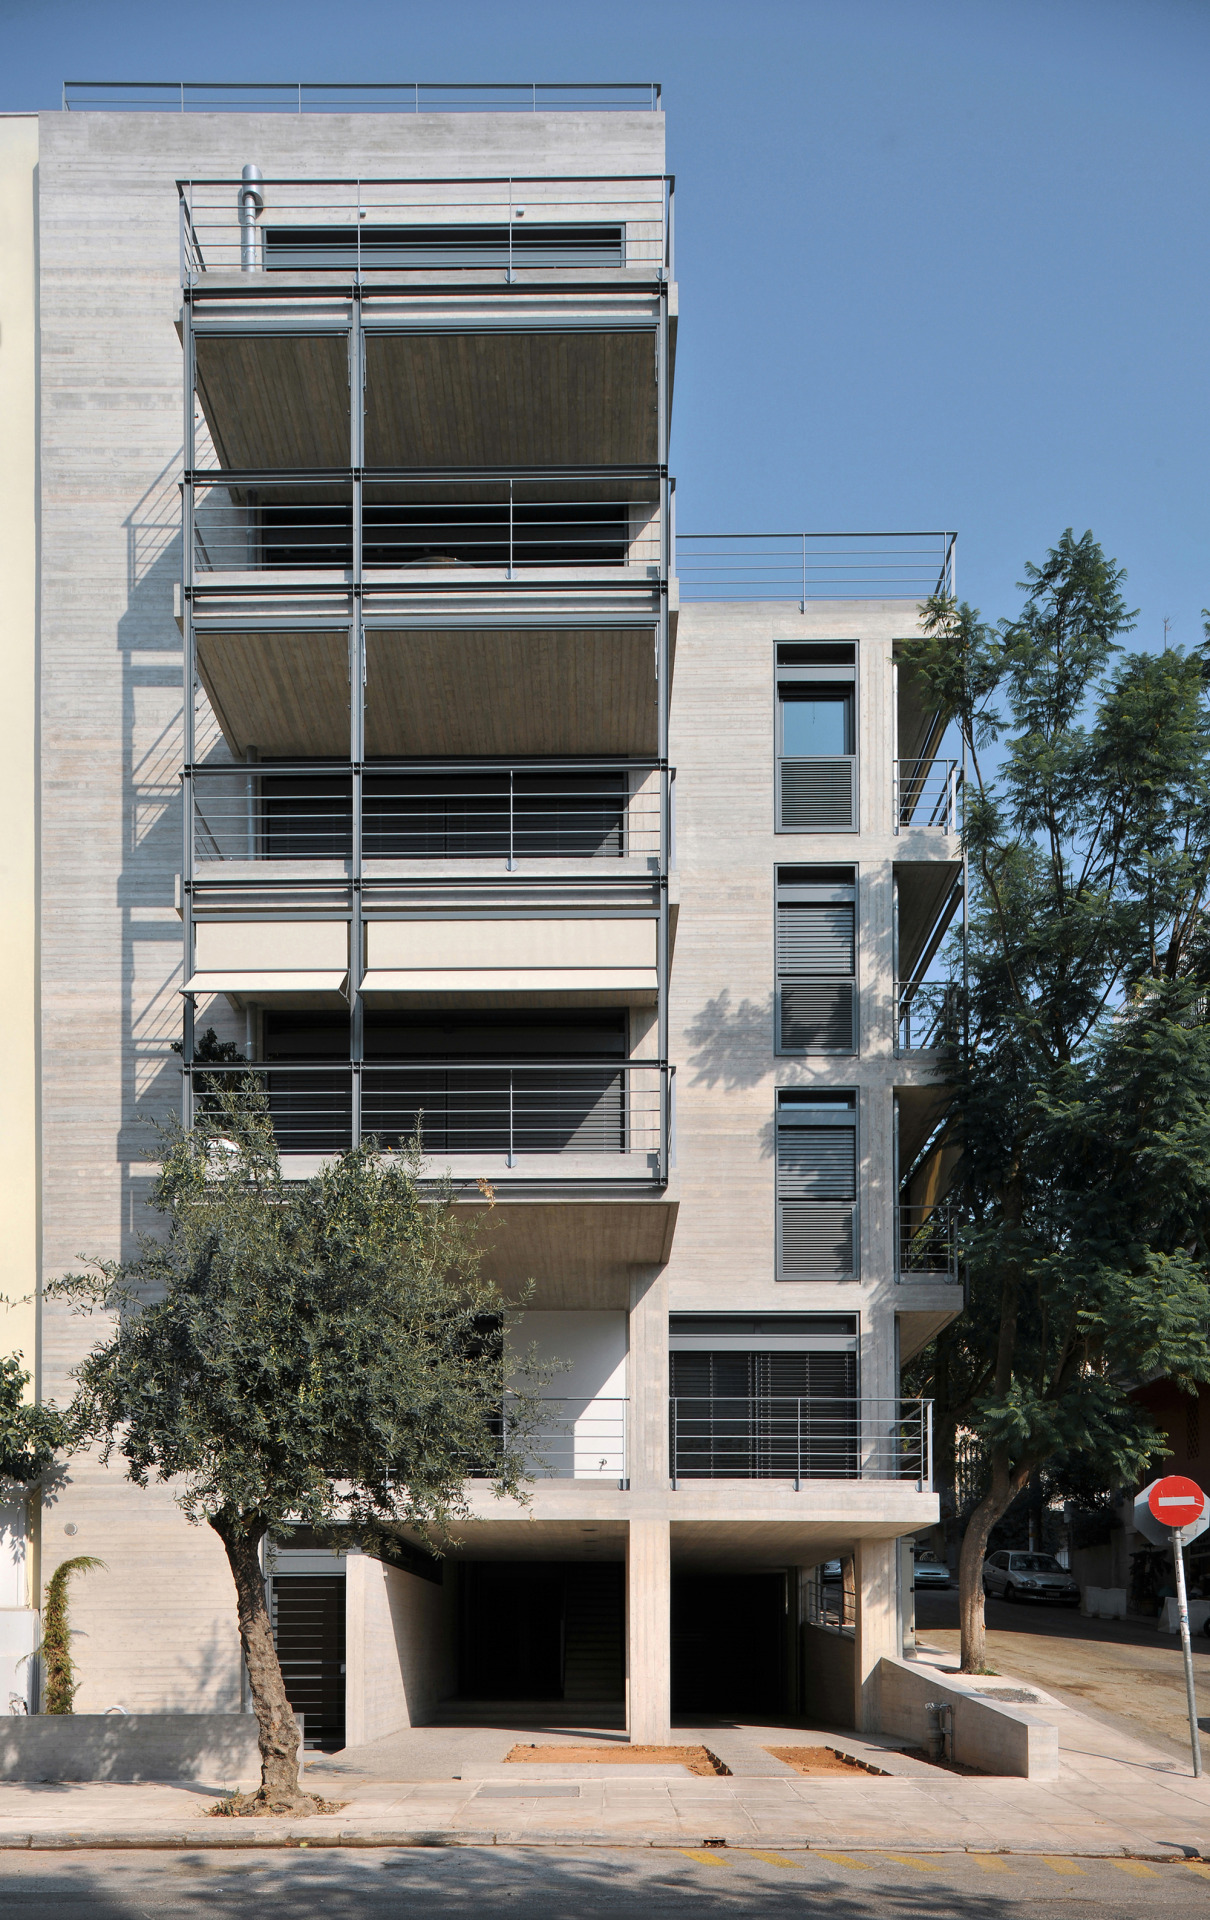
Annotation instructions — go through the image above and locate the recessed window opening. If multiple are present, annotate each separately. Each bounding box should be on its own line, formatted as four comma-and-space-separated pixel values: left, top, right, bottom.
775, 1088, 858, 1280
776, 643, 856, 667
263, 224, 626, 272
776, 652, 857, 832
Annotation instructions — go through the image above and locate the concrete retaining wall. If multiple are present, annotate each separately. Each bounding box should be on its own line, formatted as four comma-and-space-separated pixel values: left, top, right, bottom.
801, 1622, 856, 1728
0, 1713, 261, 1784
875, 1657, 1059, 1778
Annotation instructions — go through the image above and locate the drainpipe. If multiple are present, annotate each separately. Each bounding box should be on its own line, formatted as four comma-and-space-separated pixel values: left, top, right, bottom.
238, 164, 264, 271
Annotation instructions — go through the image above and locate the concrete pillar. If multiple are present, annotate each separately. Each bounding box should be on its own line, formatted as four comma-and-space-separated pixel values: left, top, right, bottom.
853, 1537, 899, 1733
627, 1264, 669, 1490
627, 1517, 670, 1744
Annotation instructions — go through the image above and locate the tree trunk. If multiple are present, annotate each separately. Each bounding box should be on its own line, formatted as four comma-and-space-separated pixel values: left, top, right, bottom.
209, 1512, 303, 1808
957, 1449, 1027, 1672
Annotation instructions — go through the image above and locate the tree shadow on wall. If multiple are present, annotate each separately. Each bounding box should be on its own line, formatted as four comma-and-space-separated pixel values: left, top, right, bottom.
683, 990, 775, 1091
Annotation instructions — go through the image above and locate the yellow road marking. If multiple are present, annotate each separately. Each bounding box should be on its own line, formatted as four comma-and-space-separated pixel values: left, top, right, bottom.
879, 1854, 939, 1873
1113, 1861, 1159, 1877
970, 1855, 1012, 1873
1187, 1863, 1210, 1879
675, 1849, 730, 1868
745, 1851, 804, 1869
813, 1851, 875, 1871
1042, 1857, 1086, 1875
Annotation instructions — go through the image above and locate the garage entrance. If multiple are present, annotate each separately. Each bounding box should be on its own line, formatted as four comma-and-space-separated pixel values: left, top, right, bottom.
458, 1561, 624, 1704
671, 1572, 790, 1718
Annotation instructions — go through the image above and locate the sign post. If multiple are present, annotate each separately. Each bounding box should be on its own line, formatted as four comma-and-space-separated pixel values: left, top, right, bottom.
1137, 1475, 1207, 1778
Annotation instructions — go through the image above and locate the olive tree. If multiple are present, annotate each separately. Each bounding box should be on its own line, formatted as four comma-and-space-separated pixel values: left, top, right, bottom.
56, 1091, 544, 1813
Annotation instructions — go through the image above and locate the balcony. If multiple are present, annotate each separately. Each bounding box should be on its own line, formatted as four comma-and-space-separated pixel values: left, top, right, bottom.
186, 1058, 671, 1182
894, 758, 961, 836
898, 1205, 959, 1284
668, 1397, 933, 1489
189, 761, 665, 874
489, 1395, 628, 1483
895, 978, 960, 1055
675, 531, 956, 603
176, 170, 671, 286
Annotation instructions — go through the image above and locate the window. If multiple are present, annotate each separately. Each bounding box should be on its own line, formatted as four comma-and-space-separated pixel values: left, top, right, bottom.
775, 1089, 858, 1280
669, 1315, 859, 1480
775, 643, 857, 831
776, 866, 856, 1054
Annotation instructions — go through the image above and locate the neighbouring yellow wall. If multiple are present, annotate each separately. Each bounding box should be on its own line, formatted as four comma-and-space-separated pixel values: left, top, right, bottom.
0, 118, 40, 1426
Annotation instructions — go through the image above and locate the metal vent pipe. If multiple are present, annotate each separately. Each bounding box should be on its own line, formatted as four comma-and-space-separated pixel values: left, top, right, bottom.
238, 164, 264, 271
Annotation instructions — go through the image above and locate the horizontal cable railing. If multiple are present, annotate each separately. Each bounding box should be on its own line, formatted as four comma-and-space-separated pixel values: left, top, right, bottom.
190, 480, 663, 576
898, 1205, 959, 1282
177, 173, 669, 281
186, 1060, 670, 1169
69, 81, 662, 113
669, 1396, 932, 1487
485, 1395, 628, 1481
895, 978, 961, 1054
894, 757, 961, 834
675, 531, 956, 603
189, 763, 664, 866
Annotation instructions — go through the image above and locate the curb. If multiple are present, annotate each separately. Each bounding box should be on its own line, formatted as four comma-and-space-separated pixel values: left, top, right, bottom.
0, 1831, 1205, 1857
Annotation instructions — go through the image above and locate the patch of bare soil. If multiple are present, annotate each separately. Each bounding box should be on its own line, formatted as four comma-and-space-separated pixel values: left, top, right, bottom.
209, 1790, 348, 1817
765, 1746, 891, 1777
504, 1743, 730, 1777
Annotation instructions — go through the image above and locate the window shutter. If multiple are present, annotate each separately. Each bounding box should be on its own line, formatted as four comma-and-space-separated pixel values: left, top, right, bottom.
779, 759, 854, 830
778, 1204, 856, 1278
775, 902, 854, 973
779, 982, 855, 1053
776, 1125, 856, 1199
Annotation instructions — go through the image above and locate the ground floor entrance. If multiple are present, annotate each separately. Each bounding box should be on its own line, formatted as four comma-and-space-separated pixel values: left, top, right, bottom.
458, 1561, 624, 1705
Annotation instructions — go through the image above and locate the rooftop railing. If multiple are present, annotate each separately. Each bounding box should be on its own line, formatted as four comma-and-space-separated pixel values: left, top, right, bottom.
669, 1396, 933, 1489
675, 531, 957, 604
68, 81, 662, 113
177, 174, 670, 282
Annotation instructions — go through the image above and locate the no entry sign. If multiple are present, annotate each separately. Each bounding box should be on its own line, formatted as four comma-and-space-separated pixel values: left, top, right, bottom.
1148, 1476, 1207, 1531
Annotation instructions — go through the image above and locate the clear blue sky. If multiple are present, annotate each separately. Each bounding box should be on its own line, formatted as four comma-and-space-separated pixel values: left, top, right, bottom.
3, 0, 1207, 645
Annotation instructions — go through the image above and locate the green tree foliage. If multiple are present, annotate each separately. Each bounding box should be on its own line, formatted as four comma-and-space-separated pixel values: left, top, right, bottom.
902, 530, 1210, 1670
0, 1355, 68, 1487
56, 1089, 547, 1812
41, 1556, 105, 1713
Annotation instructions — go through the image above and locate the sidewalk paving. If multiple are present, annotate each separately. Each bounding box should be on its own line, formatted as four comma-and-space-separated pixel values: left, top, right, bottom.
1, 1654, 1207, 1855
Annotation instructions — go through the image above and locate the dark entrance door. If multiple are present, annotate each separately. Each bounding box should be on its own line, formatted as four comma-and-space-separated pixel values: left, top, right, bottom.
671, 1573, 787, 1718
271, 1575, 346, 1750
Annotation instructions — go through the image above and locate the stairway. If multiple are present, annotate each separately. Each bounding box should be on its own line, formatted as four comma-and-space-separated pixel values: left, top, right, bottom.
562, 1564, 624, 1702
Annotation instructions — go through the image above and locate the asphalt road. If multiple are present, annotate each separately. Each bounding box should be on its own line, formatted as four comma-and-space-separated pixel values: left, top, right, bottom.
0, 1846, 1208, 1919
914, 1589, 1210, 1765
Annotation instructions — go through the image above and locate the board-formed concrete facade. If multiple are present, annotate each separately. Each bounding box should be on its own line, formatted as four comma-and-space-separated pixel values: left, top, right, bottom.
2, 95, 959, 1742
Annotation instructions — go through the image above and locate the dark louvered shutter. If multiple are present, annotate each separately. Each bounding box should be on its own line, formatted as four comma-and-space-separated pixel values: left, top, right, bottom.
778, 758, 854, 829
777, 1121, 857, 1278
776, 901, 856, 1055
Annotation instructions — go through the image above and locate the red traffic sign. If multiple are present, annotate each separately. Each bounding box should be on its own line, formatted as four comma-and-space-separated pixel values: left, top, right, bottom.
1148, 1476, 1207, 1531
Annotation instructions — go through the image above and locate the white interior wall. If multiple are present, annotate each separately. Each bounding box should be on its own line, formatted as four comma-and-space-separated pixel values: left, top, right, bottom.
508, 1309, 627, 1479
344, 1550, 455, 1745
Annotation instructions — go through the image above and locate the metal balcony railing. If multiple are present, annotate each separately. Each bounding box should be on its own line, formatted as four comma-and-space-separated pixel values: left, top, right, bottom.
189, 763, 664, 867
895, 978, 961, 1054
894, 758, 961, 834
187, 1060, 671, 1175
487, 1395, 628, 1482
675, 531, 957, 603
669, 1396, 932, 1488
190, 478, 664, 577
898, 1205, 959, 1282
175, 171, 670, 284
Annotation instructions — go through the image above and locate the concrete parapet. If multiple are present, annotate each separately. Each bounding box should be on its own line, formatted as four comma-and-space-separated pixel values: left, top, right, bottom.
0, 1714, 260, 1785
874, 1657, 1059, 1779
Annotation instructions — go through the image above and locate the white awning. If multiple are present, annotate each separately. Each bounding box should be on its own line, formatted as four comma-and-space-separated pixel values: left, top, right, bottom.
182, 970, 350, 1006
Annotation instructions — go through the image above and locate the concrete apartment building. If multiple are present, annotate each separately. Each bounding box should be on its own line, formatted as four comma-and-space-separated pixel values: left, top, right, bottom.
0, 84, 961, 1748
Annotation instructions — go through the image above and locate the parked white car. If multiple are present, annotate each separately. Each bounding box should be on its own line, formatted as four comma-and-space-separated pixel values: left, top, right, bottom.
912, 1552, 951, 1590
981, 1550, 1079, 1605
